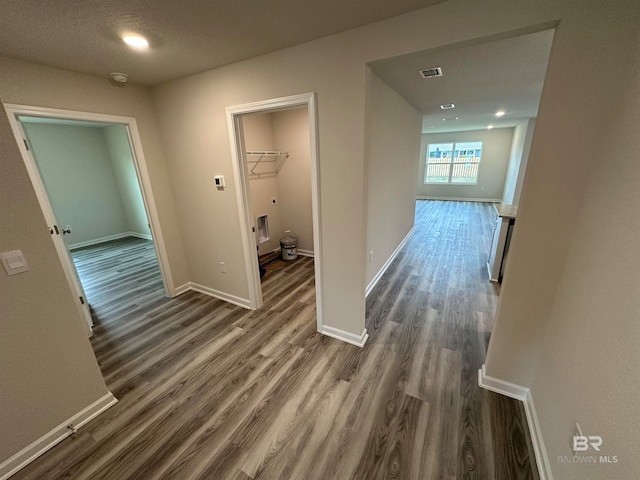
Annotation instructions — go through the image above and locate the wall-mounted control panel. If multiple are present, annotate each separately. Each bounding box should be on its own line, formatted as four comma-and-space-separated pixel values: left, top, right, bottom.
1, 249, 30, 275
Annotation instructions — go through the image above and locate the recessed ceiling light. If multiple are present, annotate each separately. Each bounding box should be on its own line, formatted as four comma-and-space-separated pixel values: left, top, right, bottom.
455, 117, 459, 120
487, 125, 494, 129
495, 110, 506, 117
122, 35, 149, 49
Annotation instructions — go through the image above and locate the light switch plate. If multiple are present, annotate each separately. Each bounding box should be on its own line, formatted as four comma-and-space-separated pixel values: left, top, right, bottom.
1, 250, 30, 275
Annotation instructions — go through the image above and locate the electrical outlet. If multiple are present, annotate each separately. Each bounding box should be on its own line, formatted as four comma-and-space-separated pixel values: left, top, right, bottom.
369, 250, 374, 262
219, 262, 226, 274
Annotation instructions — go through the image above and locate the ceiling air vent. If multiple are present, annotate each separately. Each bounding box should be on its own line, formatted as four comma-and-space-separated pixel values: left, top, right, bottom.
419, 66, 443, 78
440, 103, 455, 110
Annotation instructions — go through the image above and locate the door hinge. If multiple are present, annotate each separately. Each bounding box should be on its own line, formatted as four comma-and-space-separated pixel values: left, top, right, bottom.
79, 296, 85, 305
23, 138, 29, 151
252, 226, 256, 233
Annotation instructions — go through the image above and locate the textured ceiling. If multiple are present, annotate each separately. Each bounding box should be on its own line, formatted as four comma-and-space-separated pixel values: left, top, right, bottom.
370, 29, 555, 133
0, 0, 446, 86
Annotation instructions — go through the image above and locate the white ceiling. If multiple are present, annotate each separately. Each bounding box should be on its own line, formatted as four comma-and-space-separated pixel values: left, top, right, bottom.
369, 29, 555, 133
0, 0, 446, 86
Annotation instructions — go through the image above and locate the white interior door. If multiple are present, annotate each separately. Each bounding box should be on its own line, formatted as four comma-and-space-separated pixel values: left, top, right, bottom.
5, 111, 93, 335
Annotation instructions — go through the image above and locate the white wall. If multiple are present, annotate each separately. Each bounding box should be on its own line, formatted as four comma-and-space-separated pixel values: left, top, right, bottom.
151, 0, 640, 343
416, 127, 514, 201
273, 107, 313, 253
23, 123, 130, 246
0, 55, 188, 288
103, 125, 150, 237
365, 69, 421, 286
0, 104, 109, 465
502, 118, 536, 206
528, 37, 640, 478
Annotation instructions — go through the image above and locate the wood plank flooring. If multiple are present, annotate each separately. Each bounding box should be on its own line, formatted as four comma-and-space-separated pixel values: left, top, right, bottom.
12, 201, 538, 480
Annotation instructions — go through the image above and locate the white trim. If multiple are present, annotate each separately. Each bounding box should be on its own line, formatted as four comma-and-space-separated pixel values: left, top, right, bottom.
187, 282, 252, 309
226, 93, 324, 333
129, 232, 153, 241
297, 249, 314, 258
173, 283, 191, 296
0, 392, 117, 480
417, 195, 501, 203
523, 391, 553, 480
478, 365, 551, 480
318, 325, 368, 347
3, 104, 176, 297
366, 227, 414, 297
68, 231, 151, 250
477, 364, 528, 401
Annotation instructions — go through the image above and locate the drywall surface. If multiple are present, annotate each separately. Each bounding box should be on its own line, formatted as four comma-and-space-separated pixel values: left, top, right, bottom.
529, 37, 640, 479
273, 107, 313, 253
0, 103, 109, 464
152, 0, 639, 342
365, 69, 421, 286
0, 55, 188, 288
502, 118, 536, 206
417, 127, 514, 201
484, 1, 640, 387
23, 123, 130, 245
103, 125, 150, 237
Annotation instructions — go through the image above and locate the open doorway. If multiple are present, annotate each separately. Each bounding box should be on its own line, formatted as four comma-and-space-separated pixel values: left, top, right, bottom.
241, 107, 314, 279
4, 104, 174, 336
226, 93, 325, 331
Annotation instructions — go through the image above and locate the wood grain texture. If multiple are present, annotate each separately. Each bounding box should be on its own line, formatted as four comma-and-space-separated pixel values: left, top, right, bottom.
12, 202, 538, 480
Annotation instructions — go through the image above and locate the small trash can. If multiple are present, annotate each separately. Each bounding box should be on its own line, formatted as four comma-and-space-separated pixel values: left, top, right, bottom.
280, 231, 298, 261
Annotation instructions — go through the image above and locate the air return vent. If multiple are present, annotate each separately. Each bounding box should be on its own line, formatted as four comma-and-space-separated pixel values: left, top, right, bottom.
419, 67, 443, 78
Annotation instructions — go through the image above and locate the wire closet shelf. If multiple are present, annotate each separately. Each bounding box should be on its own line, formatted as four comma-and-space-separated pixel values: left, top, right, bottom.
246, 151, 289, 178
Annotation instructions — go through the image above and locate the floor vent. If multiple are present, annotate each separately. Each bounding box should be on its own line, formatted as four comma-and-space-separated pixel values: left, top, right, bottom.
419, 66, 443, 78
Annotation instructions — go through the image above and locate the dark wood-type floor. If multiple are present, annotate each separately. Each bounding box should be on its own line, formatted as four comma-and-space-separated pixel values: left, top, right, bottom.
13, 201, 538, 480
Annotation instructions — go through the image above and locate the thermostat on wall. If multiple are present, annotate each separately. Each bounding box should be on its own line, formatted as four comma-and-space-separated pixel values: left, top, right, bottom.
214, 175, 225, 189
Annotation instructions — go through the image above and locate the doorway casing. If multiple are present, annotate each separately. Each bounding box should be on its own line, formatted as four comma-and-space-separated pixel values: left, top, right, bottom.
226, 92, 324, 332
4, 103, 177, 333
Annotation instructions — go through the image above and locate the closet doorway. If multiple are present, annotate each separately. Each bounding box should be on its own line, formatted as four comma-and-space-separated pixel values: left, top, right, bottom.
5, 104, 174, 336
226, 93, 324, 330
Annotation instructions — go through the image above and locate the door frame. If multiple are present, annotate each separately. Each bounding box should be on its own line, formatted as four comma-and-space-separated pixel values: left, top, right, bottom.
225, 92, 324, 331
4, 104, 176, 331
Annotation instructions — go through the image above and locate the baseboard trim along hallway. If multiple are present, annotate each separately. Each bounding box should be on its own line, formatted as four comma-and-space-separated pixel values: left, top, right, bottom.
479, 364, 552, 480
366, 226, 414, 297
318, 324, 369, 347
0, 392, 117, 480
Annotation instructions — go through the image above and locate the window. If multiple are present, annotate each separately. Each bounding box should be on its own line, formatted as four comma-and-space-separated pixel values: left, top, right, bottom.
425, 141, 483, 184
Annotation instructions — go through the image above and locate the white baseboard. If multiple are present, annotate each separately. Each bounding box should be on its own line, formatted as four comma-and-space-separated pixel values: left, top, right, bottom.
477, 364, 528, 400
417, 196, 501, 203
0, 391, 117, 480
523, 390, 553, 480
297, 249, 314, 258
478, 365, 551, 480
318, 324, 369, 347
366, 227, 414, 297
68, 231, 151, 250
187, 282, 252, 309
129, 232, 152, 241
173, 283, 191, 296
